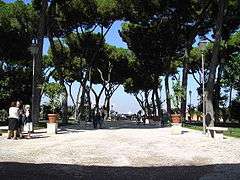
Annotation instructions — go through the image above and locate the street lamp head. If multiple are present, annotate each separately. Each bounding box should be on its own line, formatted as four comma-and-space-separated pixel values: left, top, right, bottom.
28, 38, 39, 55
32, 38, 38, 45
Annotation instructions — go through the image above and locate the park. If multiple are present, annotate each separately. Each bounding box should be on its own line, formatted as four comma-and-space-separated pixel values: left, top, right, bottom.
1, 0, 240, 179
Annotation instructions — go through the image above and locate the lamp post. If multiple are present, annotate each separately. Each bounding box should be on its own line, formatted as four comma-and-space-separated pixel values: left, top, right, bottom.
198, 41, 207, 134
189, 90, 192, 108
29, 38, 39, 125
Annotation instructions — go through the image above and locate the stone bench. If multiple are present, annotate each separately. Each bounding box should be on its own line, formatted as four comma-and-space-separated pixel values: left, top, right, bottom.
0, 126, 8, 137
0, 126, 8, 130
206, 127, 228, 139
144, 116, 161, 125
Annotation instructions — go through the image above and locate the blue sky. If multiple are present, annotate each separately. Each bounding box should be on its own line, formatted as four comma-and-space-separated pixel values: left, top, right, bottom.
4, 0, 203, 113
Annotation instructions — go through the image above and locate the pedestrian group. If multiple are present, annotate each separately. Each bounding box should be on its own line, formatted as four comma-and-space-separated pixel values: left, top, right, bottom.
7, 100, 33, 140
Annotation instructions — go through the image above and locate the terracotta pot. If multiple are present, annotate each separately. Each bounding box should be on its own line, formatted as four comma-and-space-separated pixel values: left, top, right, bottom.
48, 114, 59, 123
171, 114, 181, 123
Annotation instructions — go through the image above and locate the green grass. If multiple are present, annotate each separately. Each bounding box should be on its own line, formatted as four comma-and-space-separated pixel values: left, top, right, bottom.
183, 124, 203, 131
183, 123, 240, 138
34, 120, 77, 129
34, 121, 47, 129
225, 128, 240, 138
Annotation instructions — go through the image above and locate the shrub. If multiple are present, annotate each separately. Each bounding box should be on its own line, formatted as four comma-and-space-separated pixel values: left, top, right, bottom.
0, 109, 8, 122
230, 99, 240, 123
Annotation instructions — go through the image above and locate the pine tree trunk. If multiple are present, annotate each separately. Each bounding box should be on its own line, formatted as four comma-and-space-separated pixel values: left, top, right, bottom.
103, 93, 111, 118
104, 91, 110, 118
86, 89, 91, 122
95, 96, 100, 112
106, 96, 110, 118
79, 86, 86, 122
74, 86, 81, 121
151, 90, 156, 116
32, 0, 48, 125
165, 74, 171, 116
154, 88, 162, 120
134, 93, 145, 114
229, 85, 233, 122
60, 79, 68, 124
180, 50, 189, 122
214, 63, 224, 122
144, 91, 150, 116
205, 0, 224, 127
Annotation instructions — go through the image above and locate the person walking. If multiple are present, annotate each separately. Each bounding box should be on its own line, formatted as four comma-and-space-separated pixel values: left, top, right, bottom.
7, 101, 19, 140
23, 105, 32, 139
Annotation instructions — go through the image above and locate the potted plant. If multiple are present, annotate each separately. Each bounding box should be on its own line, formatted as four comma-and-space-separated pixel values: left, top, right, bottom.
171, 79, 185, 124
43, 83, 63, 123
171, 109, 181, 123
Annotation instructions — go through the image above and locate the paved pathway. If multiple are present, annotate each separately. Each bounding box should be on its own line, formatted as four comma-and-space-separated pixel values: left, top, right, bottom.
0, 120, 240, 179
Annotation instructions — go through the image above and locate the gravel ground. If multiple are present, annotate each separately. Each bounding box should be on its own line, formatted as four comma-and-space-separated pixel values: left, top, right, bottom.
0, 120, 240, 179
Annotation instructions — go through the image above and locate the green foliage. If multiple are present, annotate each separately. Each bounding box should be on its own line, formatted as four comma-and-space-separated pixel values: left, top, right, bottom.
227, 32, 240, 47
188, 42, 215, 73
222, 53, 240, 91
0, 1, 36, 109
0, 109, 8, 122
188, 106, 196, 118
0, 0, 38, 64
53, 0, 122, 33
230, 98, 240, 123
43, 83, 64, 113
0, 65, 32, 109
0, 77, 10, 100
171, 79, 185, 114
91, 44, 132, 85
120, 22, 184, 76
66, 32, 104, 65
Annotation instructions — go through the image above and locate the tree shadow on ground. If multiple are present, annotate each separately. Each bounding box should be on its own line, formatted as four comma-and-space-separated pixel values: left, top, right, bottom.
0, 162, 240, 180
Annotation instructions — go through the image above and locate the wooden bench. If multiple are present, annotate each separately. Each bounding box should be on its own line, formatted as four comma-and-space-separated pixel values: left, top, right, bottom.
206, 127, 228, 139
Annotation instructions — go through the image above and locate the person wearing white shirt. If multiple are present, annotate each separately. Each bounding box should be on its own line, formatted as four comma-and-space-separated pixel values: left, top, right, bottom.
7, 101, 19, 140
23, 105, 32, 139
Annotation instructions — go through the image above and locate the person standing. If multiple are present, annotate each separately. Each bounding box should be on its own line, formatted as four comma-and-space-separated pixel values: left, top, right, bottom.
95, 110, 102, 129
93, 107, 98, 129
137, 110, 142, 125
16, 100, 24, 138
7, 101, 19, 140
99, 107, 105, 129
23, 105, 32, 139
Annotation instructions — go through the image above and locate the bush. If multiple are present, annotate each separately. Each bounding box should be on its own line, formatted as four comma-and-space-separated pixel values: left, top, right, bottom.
230, 99, 240, 123
0, 109, 8, 122
43, 83, 64, 113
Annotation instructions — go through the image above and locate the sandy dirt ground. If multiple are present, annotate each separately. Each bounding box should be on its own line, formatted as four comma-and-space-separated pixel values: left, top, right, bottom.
0, 120, 240, 180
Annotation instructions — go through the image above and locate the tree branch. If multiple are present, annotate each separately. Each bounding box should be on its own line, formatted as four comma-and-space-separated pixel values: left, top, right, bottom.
191, 70, 201, 86
66, 82, 76, 107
